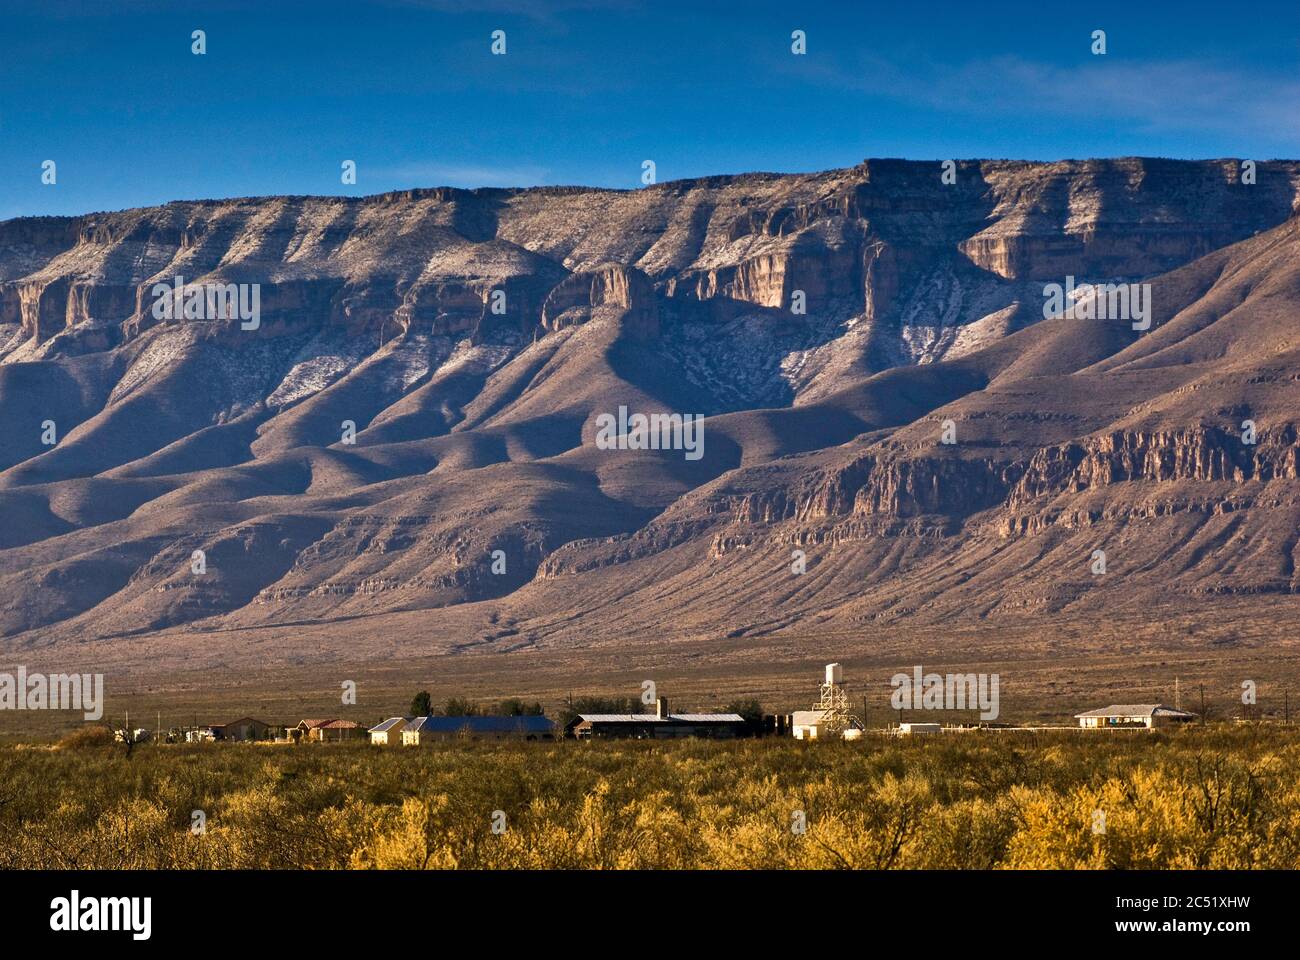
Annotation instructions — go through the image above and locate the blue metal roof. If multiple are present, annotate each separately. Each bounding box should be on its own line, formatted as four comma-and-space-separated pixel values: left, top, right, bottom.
406, 715, 554, 734
572, 714, 745, 723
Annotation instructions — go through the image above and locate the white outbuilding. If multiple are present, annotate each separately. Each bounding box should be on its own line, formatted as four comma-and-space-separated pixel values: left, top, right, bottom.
792, 710, 832, 740
368, 717, 409, 745
897, 722, 941, 735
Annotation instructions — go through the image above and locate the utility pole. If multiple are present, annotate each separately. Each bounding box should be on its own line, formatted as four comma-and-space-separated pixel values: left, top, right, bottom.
1200, 684, 1206, 725
1175, 676, 1180, 710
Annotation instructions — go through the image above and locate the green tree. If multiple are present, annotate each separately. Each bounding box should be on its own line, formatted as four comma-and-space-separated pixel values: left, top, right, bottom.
410, 690, 433, 716
556, 696, 638, 728
496, 698, 544, 716
444, 697, 479, 717
726, 699, 765, 736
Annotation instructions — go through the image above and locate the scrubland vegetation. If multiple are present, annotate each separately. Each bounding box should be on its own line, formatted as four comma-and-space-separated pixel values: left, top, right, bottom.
2, 728, 1298, 869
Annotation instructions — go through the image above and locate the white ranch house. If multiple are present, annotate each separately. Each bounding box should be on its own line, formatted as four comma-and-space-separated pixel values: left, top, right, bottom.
1075, 704, 1197, 729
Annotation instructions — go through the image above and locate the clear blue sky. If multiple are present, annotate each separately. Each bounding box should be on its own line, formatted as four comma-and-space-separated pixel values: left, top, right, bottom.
3, 0, 1298, 219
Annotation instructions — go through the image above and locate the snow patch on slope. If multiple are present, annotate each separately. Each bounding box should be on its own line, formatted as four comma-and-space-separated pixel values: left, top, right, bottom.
110, 326, 199, 403
671, 304, 859, 410
267, 333, 372, 408
382, 332, 441, 391
890, 272, 1043, 365
432, 339, 516, 381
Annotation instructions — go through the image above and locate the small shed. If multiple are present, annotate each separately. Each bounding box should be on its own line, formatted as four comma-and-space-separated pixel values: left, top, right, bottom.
369, 717, 409, 745
792, 710, 831, 740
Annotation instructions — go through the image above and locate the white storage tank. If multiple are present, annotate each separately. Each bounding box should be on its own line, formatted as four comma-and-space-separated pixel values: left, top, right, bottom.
825, 662, 842, 685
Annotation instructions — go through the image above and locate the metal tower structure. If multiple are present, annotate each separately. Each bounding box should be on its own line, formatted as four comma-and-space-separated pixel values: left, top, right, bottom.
813, 663, 862, 736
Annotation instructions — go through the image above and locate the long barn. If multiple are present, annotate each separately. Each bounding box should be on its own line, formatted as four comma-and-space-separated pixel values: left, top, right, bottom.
401, 715, 555, 743
566, 698, 746, 740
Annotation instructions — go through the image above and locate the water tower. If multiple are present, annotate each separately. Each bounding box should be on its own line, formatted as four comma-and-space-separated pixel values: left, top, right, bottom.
812, 663, 861, 737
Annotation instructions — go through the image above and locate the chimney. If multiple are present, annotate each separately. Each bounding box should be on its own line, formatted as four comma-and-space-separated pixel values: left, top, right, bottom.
656, 697, 669, 720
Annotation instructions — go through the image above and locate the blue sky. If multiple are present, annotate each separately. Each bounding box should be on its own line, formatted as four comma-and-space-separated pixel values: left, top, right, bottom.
2, 0, 1298, 219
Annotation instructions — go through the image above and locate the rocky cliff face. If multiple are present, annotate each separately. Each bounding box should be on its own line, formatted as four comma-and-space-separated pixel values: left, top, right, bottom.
1, 158, 1298, 652
540, 263, 659, 338
6, 158, 1298, 362
716, 426, 1299, 547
